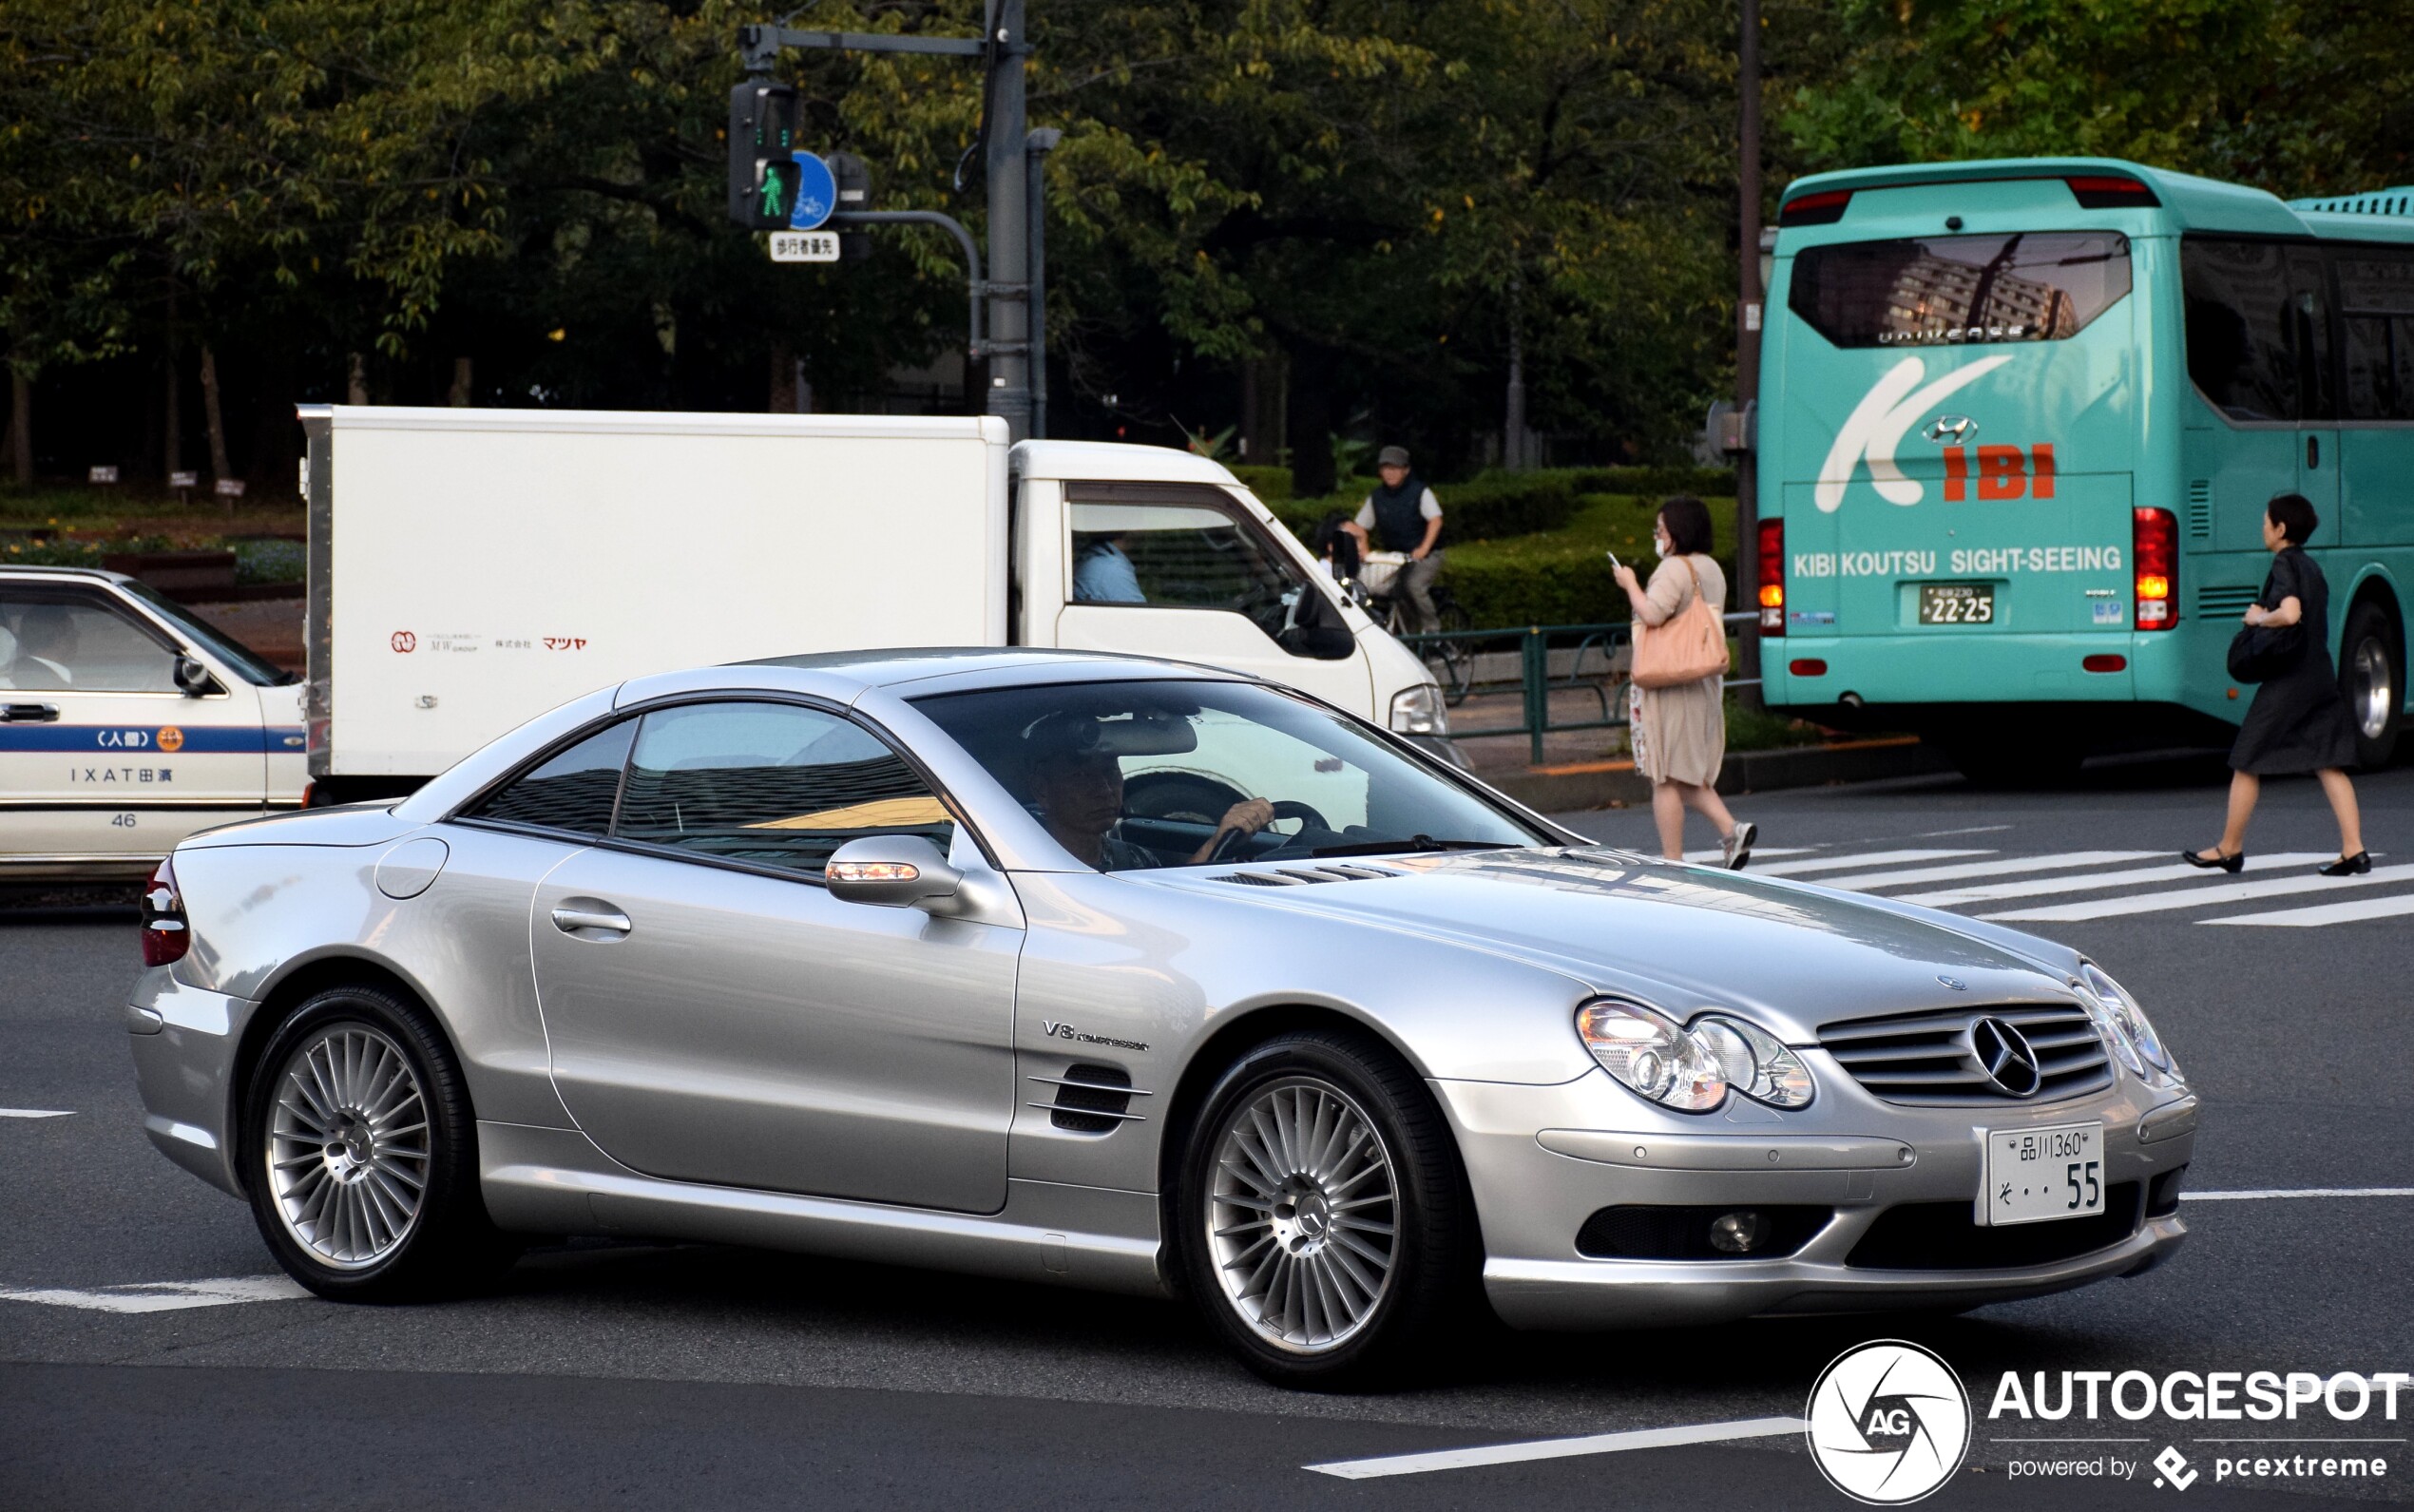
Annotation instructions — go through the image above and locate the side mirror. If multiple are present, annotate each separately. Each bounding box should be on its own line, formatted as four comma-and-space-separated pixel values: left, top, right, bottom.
824, 834, 962, 909
173, 656, 219, 698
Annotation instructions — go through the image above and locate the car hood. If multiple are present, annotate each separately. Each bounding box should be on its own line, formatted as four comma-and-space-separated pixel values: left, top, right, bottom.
1142, 847, 2087, 1043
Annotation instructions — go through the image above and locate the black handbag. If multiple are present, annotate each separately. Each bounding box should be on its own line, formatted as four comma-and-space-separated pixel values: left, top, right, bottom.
2227, 621, 2304, 683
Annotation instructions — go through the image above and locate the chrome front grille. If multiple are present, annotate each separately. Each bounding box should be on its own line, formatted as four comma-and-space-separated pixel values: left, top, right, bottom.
1817, 1002, 2113, 1106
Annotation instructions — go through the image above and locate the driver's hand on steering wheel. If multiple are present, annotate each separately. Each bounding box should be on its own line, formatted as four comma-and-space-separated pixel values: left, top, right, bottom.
1188, 797, 1275, 863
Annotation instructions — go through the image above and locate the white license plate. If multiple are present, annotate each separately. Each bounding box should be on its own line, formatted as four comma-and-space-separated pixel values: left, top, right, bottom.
1980, 1121, 2104, 1227
1919, 583, 1995, 623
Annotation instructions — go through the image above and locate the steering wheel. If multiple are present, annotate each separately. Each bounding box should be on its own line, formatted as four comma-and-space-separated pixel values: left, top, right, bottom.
1204, 799, 1332, 864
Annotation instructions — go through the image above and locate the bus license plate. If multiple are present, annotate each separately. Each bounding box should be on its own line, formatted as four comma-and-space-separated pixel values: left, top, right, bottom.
1920, 584, 1995, 624
1981, 1121, 2104, 1227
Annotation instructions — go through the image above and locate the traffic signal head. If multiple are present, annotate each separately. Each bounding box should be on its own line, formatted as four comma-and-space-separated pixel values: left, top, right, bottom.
727, 81, 801, 228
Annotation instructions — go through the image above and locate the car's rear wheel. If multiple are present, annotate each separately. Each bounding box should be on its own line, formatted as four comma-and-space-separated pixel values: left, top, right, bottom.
240, 984, 516, 1300
2339, 601, 2402, 770
1175, 1029, 1470, 1388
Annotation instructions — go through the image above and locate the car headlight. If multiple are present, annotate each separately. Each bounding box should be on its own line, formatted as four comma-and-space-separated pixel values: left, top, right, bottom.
1575, 1001, 1813, 1112
2077, 962, 2182, 1087
1389, 682, 1449, 737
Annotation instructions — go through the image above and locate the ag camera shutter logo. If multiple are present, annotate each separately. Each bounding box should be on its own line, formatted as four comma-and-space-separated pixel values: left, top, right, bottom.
1807, 1340, 1972, 1503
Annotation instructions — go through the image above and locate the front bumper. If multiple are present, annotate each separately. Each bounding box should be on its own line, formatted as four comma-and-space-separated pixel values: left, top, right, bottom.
1437, 1062, 2194, 1330
127, 967, 259, 1197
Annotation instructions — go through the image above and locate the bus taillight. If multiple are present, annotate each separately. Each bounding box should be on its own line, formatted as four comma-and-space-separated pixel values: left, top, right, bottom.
1778, 189, 1851, 227
2134, 507, 2177, 630
2066, 175, 2160, 209
1757, 518, 1785, 635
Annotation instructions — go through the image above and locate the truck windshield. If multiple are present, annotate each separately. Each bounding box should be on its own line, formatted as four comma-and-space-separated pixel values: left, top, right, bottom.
1790, 232, 2132, 348
119, 580, 295, 686
913, 678, 1546, 871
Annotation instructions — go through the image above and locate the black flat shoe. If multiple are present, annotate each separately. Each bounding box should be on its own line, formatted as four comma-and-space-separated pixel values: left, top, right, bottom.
2319, 852, 2372, 877
2182, 847, 2244, 873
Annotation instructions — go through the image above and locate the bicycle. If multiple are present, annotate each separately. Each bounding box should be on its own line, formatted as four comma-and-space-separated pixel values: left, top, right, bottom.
1351, 551, 1475, 704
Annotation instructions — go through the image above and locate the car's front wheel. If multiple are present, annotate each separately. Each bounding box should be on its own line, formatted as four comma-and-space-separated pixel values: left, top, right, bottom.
1175, 1029, 1471, 1388
240, 984, 516, 1300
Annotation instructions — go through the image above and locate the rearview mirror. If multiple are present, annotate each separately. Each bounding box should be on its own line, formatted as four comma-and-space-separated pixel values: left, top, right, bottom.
824, 834, 962, 909
173, 656, 219, 698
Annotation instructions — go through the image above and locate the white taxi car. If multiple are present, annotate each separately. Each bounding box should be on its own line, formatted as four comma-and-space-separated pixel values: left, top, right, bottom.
0, 566, 305, 880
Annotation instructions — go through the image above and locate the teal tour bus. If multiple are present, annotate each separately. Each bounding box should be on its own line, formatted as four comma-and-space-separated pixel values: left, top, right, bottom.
1754, 157, 2414, 780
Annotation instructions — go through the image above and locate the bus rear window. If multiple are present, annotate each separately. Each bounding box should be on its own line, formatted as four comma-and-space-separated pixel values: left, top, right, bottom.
1789, 232, 2132, 348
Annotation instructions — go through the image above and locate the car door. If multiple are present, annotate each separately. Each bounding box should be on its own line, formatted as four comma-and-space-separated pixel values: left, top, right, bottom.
0, 578, 266, 862
1052, 483, 1373, 715
527, 698, 1019, 1214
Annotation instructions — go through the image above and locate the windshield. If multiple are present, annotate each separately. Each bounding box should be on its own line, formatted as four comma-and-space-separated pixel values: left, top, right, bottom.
1790, 232, 2131, 348
912, 679, 1547, 871
119, 580, 295, 686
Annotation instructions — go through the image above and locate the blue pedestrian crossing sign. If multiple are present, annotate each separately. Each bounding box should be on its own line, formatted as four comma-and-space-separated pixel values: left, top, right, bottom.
787, 151, 837, 231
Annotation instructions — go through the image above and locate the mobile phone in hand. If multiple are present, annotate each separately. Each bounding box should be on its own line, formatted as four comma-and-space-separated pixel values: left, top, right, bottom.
1604, 550, 1622, 572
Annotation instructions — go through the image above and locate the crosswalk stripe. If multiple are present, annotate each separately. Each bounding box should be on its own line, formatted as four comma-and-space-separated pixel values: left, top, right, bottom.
1753, 849, 1991, 877
1815, 851, 2162, 891
2202, 892, 2414, 928
1681, 847, 1814, 864
0, 1275, 312, 1313
1899, 853, 2340, 907
1982, 863, 2414, 923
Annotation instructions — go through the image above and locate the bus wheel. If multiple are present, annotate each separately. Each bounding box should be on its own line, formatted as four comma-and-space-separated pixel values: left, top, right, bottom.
2340, 602, 2403, 770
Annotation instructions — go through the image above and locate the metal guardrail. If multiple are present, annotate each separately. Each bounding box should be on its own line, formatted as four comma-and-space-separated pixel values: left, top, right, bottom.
1401, 613, 1761, 763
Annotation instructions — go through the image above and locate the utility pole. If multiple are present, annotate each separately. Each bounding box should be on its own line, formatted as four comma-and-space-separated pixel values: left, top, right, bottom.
735, 2, 1039, 441
1732, 0, 1765, 703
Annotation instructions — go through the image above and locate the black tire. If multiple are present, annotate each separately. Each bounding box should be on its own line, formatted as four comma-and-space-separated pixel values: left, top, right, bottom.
2338, 601, 2403, 770
239, 984, 518, 1301
1173, 1028, 1472, 1389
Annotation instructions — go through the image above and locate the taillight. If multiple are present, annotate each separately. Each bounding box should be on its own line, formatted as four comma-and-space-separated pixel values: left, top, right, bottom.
2066, 175, 2159, 209
2134, 507, 2176, 630
1757, 517, 1786, 636
1778, 189, 1851, 227
141, 857, 189, 967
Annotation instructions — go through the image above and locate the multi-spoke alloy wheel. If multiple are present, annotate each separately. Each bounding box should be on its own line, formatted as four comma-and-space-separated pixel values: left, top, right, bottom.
244, 985, 516, 1300
1178, 1029, 1470, 1388
1207, 1077, 1399, 1352
267, 1024, 431, 1268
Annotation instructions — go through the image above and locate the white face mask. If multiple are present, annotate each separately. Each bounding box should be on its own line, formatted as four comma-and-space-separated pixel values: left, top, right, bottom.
1654, 531, 1671, 559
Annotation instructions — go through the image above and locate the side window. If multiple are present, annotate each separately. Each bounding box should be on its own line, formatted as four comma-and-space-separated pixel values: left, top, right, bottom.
2183, 237, 2318, 423
0, 587, 180, 693
466, 720, 635, 835
1067, 488, 1351, 658
2337, 247, 2414, 422
612, 700, 954, 879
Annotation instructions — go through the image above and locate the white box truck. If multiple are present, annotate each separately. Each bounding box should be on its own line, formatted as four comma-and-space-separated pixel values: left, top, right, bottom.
298, 405, 1455, 802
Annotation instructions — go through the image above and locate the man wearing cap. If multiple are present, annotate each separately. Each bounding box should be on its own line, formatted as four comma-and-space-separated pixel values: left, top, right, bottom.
1342, 446, 1445, 634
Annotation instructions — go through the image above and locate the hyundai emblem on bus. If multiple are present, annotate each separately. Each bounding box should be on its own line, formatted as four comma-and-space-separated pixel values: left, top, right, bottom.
1815, 354, 2013, 512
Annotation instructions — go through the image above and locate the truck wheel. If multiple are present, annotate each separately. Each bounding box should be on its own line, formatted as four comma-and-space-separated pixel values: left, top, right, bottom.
2340, 602, 2403, 770
1174, 1029, 1471, 1390
240, 984, 518, 1300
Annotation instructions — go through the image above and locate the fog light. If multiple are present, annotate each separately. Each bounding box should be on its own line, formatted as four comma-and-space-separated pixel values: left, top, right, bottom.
1708, 1211, 1766, 1254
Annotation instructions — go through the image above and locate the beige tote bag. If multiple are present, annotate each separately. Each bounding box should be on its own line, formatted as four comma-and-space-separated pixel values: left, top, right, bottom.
1630, 558, 1730, 690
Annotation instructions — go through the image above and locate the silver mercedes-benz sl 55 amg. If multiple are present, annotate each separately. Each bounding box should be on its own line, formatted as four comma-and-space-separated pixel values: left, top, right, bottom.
128, 650, 2196, 1386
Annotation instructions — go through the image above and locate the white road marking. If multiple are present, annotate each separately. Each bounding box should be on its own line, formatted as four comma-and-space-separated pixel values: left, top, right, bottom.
1302, 1416, 1808, 1479
1753, 849, 1991, 877
2203, 892, 2414, 928
0, 1276, 313, 1313
1681, 847, 1813, 864
1899, 853, 2337, 907
1982, 863, 2414, 923
1814, 851, 2161, 891
0, 1109, 75, 1120
2187, 1188, 2414, 1202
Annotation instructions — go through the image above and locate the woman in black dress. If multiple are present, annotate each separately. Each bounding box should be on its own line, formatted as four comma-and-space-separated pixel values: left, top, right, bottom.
2186, 493, 2368, 875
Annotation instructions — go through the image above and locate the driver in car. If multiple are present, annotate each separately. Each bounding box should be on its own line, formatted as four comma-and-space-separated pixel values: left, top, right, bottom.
1025, 715, 1274, 870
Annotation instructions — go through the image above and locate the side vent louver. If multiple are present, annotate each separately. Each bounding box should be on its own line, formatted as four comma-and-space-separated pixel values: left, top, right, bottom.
1029, 1063, 1151, 1134
2197, 584, 2260, 618
1213, 865, 1402, 887
2185, 480, 2213, 542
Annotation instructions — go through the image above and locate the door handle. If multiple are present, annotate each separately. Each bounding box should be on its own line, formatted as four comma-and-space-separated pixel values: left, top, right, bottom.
2, 703, 59, 723
550, 906, 632, 936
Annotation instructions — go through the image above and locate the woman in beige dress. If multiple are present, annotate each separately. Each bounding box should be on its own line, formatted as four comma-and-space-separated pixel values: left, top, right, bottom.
1611, 496, 1756, 869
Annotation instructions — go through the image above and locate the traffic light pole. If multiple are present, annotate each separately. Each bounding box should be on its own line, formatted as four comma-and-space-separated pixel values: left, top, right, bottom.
738, 1, 1039, 441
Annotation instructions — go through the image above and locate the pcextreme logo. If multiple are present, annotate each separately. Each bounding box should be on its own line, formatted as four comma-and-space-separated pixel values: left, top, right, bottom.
1815, 354, 2014, 512
1806, 1340, 1973, 1504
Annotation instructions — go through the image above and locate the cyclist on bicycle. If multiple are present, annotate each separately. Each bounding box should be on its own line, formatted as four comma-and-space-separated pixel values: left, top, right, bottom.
1341, 445, 1445, 634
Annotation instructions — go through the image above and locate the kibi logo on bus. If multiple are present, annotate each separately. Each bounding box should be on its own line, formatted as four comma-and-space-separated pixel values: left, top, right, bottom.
1816, 355, 2055, 511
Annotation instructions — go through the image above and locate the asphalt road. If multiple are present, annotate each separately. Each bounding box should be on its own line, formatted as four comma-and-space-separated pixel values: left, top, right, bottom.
4, 756, 2410, 1509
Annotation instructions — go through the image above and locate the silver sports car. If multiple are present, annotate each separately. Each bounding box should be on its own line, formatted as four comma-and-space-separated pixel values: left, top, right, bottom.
129, 650, 2195, 1386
